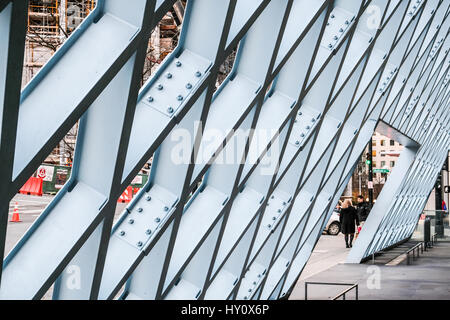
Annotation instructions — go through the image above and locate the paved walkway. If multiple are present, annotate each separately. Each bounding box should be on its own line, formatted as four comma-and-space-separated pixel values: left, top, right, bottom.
290, 239, 450, 300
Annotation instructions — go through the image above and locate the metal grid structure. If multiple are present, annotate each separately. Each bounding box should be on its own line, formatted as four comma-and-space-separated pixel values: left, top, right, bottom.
0, 0, 449, 300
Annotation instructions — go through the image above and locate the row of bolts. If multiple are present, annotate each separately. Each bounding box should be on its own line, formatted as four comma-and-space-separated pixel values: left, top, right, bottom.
326, 13, 352, 49
118, 194, 169, 247
293, 112, 319, 146
147, 60, 202, 114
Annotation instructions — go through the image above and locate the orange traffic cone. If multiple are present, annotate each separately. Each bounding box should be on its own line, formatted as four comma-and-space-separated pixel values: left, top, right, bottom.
10, 202, 21, 222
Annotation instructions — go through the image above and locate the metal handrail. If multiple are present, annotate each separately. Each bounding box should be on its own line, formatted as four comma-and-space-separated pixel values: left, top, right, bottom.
406, 242, 424, 265
304, 282, 358, 300
430, 233, 438, 247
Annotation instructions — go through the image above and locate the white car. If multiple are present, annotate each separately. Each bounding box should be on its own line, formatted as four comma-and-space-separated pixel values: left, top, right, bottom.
324, 210, 341, 235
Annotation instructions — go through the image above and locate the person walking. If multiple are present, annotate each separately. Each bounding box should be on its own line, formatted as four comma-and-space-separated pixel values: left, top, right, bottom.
355, 195, 370, 239
340, 199, 359, 248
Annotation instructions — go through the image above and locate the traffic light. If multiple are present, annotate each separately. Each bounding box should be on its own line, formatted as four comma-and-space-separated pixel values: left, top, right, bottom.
366, 152, 372, 165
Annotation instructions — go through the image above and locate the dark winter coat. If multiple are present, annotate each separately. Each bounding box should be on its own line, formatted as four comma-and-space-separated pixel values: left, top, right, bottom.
340, 206, 359, 234
356, 201, 370, 222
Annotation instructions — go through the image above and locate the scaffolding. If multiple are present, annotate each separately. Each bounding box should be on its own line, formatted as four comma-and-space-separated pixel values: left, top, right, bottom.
23, 0, 184, 166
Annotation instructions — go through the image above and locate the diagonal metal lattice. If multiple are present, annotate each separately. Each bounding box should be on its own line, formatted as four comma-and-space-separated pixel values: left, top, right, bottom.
0, 0, 449, 300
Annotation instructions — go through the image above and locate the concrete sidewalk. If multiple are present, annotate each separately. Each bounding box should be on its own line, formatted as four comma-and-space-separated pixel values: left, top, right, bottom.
290, 240, 450, 300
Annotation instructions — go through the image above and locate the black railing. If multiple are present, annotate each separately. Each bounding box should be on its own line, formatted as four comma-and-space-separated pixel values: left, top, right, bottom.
304, 282, 358, 300
406, 242, 424, 265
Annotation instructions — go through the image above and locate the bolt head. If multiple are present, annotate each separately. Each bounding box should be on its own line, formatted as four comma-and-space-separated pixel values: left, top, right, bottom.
137, 207, 143, 213
137, 241, 143, 247
195, 71, 202, 77
119, 230, 125, 236
157, 83, 163, 90
146, 229, 152, 235
146, 195, 152, 201
177, 95, 183, 101
147, 96, 154, 102
164, 206, 169, 212
176, 60, 182, 67
167, 107, 174, 114
186, 83, 192, 89
166, 73, 172, 79
128, 219, 134, 224
155, 217, 161, 223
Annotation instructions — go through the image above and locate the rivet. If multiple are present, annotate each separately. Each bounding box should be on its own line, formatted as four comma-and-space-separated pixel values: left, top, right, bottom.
268, 224, 272, 228
146, 229, 152, 235
186, 83, 192, 89
164, 206, 169, 212
137, 207, 143, 213
177, 95, 184, 101
195, 71, 202, 77
157, 83, 163, 90
155, 217, 161, 223
146, 195, 152, 201
166, 72, 172, 79
278, 209, 282, 213
272, 217, 277, 221
176, 60, 182, 67
330, 14, 335, 19
119, 230, 125, 236
128, 219, 134, 224
248, 289, 252, 292
300, 133, 305, 137
306, 125, 311, 130
295, 141, 300, 145
167, 107, 174, 114
137, 241, 143, 247
147, 96, 154, 102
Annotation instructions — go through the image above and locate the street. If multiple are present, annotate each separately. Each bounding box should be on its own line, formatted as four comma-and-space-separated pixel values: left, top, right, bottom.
5, 193, 129, 256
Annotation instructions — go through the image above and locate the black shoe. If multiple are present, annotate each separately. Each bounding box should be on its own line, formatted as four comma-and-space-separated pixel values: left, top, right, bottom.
346, 244, 349, 248
349, 244, 352, 248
